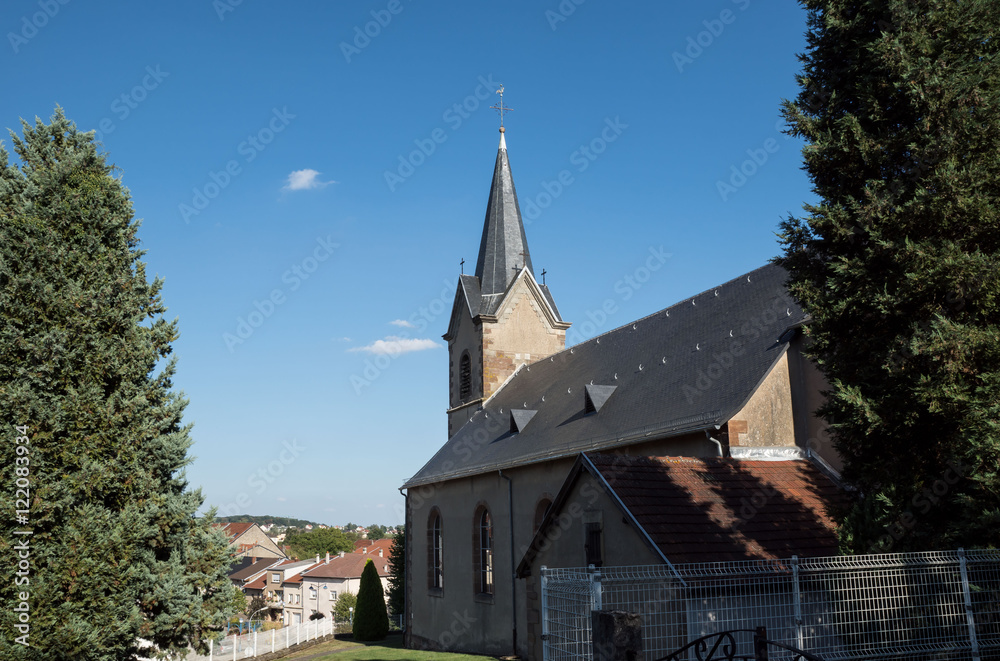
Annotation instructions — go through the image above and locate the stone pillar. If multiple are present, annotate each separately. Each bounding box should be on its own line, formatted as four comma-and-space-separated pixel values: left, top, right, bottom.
592, 610, 642, 661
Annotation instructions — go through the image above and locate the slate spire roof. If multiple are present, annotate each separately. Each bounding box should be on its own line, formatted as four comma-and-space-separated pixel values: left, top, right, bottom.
475, 129, 533, 301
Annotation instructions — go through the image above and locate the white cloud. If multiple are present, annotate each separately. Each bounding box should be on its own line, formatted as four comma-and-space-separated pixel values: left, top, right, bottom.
389, 319, 416, 328
283, 168, 335, 191
350, 336, 441, 356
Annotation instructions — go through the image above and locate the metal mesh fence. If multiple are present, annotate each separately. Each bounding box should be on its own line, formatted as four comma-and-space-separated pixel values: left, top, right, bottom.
541, 549, 1000, 661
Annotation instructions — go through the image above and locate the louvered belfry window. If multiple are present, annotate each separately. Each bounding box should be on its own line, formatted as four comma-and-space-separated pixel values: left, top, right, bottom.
459, 353, 472, 400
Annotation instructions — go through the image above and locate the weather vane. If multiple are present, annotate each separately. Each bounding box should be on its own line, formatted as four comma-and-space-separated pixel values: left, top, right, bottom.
490, 84, 513, 129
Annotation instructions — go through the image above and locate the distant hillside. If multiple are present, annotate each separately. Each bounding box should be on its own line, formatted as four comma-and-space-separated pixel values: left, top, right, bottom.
216, 514, 319, 528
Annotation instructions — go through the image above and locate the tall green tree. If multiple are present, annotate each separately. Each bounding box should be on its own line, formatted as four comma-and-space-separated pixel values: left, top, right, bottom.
352, 559, 389, 641
284, 527, 354, 559
0, 109, 236, 659
778, 1, 1000, 552
386, 527, 405, 618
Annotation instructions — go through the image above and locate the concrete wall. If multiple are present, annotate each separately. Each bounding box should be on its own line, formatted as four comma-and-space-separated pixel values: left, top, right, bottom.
233, 526, 285, 559
726, 351, 797, 449
404, 433, 714, 659
406, 457, 574, 658
523, 470, 664, 661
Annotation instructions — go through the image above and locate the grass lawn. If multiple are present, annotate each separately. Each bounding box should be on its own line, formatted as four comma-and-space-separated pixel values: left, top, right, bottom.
282, 632, 495, 661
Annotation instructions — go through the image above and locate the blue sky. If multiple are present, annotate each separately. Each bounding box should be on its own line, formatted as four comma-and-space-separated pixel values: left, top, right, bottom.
2, 0, 815, 525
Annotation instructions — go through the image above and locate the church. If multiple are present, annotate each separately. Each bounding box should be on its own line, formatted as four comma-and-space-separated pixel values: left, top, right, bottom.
400, 125, 844, 660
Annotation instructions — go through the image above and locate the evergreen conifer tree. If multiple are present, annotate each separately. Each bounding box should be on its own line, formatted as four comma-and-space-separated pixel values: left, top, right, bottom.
0, 109, 236, 659
386, 528, 405, 618
352, 559, 389, 641
778, 1, 1000, 552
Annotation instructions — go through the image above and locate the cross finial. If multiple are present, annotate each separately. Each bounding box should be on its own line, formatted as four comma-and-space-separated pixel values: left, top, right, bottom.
460, 258, 465, 274
541, 268, 547, 285
490, 84, 513, 130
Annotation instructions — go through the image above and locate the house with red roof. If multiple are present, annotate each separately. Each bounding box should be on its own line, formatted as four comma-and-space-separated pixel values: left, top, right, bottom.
298, 551, 392, 621
219, 521, 286, 560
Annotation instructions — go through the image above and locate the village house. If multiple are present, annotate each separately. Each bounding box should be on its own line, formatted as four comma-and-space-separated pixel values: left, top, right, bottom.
299, 551, 392, 620
220, 521, 287, 560
401, 127, 842, 659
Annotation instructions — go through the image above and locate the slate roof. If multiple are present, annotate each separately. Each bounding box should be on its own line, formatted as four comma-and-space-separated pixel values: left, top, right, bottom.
302, 554, 391, 580
229, 557, 282, 581
587, 453, 843, 563
475, 131, 533, 303
405, 262, 805, 488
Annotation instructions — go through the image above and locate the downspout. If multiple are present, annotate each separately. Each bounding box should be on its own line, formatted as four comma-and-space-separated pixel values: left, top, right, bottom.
498, 470, 517, 657
398, 486, 408, 643
705, 429, 724, 457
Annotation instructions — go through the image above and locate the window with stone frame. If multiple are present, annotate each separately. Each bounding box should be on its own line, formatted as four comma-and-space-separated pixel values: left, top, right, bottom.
474, 506, 494, 595
428, 508, 444, 591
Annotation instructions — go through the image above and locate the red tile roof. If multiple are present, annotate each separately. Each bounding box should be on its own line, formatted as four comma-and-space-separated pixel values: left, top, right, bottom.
587, 453, 844, 564
220, 522, 255, 541
353, 538, 393, 556
302, 554, 390, 580
244, 574, 267, 590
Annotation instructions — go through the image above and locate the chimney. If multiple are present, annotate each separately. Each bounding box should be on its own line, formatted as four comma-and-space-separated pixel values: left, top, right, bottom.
325, 552, 330, 564
339, 551, 345, 558
315, 555, 320, 564
378, 548, 383, 557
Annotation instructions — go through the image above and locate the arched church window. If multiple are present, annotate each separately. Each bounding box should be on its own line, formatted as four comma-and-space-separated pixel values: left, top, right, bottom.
474, 506, 493, 595
533, 497, 553, 535
428, 508, 443, 591
459, 352, 472, 400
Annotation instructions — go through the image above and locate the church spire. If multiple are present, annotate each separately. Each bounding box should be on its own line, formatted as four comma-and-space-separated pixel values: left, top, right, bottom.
474, 127, 533, 298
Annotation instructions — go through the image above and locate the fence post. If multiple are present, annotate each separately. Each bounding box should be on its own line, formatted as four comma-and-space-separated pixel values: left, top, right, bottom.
254, 630, 258, 658
209, 638, 213, 661
753, 626, 769, 661
590, 565, 603, 612
791, 555, 804, 651
958, 548, 982, 661
541, 567, 550, 661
